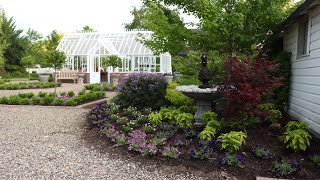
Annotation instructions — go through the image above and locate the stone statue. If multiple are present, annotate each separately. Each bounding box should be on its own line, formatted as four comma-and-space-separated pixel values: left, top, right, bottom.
198, 52, 212, 89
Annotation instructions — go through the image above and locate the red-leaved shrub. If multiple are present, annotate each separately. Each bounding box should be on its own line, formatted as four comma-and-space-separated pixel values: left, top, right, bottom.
223, 52, 281, 117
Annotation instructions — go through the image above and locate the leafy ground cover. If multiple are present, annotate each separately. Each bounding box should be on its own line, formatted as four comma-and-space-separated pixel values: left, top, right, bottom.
88, 102, 320, 179
0, 82, 61, 90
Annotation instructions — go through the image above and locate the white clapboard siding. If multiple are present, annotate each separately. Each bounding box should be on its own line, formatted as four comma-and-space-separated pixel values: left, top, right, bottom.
292, 66, 320, 76
291, 83, 320, 95
285, 7, 320, 134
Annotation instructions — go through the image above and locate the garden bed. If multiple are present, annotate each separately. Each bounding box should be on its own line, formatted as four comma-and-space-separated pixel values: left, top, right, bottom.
88, 102, 320, 180
0, 82, 61, 90
0, 90, 105, 106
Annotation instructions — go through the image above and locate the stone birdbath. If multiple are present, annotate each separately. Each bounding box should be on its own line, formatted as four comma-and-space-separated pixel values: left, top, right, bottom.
176, 53, 221, 125
77, 72, 85, 84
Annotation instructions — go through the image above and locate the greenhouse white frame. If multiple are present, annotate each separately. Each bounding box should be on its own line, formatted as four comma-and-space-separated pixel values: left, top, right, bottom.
56, 31, 172, 83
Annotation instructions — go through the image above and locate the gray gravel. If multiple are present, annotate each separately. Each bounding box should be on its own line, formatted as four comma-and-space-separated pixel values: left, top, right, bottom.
0, 105, 235, 179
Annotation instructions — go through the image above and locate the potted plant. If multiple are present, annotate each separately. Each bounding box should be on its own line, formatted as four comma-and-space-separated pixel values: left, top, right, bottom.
107, 55, 122, 84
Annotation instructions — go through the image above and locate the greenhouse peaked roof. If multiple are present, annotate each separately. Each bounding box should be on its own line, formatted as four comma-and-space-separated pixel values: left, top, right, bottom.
57, 31, 155, 56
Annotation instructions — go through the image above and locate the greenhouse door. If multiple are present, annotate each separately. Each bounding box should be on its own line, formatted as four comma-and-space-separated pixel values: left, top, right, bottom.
89, 56, 101, 83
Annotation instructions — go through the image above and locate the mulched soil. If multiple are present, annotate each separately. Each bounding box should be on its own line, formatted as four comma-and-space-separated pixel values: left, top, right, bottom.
80, 116, 320, 180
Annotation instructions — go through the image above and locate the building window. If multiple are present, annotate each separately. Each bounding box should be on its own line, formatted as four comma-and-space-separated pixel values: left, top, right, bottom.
297, 16, 309, 56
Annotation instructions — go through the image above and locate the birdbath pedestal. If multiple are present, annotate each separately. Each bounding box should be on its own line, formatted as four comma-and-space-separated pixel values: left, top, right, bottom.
78, 73, 85, 84
176, 85, 220, 125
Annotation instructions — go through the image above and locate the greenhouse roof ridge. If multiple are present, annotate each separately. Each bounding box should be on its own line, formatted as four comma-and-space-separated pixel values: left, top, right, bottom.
57, 31, 156, 56
65, 30, 154, 35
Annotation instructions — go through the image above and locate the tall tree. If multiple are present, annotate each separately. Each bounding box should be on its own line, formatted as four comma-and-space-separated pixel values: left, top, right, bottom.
141, 0, 293, 53
80, 25, 95, 32
1, 14, 28, 67
0, 11, 8, 74
124, 7, 146, 30
139, 2, 193, 55
25, 28, 46, 65
45, 30, 63, 51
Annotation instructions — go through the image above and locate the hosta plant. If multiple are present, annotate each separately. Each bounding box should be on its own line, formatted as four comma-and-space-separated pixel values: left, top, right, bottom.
285, 121, 309, 132
148, 112, 163, 126
199, 126, 218, 141
202, 111, 218, 124
176, 113, 193, 128
217, 131, 247, 153
284, 129, 311, 152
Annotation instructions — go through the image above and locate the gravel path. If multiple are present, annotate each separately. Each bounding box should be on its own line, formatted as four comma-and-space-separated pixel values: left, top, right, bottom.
0, 105, 234, 179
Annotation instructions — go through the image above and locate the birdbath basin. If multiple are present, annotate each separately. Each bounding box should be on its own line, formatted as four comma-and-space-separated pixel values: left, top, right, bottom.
176, 85, 220, 125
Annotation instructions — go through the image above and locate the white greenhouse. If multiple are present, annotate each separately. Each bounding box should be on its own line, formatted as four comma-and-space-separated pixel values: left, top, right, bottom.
56, 31, 172, 84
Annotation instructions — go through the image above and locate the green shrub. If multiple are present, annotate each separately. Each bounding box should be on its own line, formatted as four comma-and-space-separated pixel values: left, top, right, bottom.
67, 91, 75, 97
20, 84, 27, 89
7, 95, 22, 105
218, 131, 247, 153
284, 129, 311, 152
117, 73, 168, 110
148, 113, 163, 126
18, 92, 34, 99
59, 92, 66, 96
310, 154, 320, 168
84, 84, 96, 90
66, 99, 78, 106
178, 105, 196, 114
176, 113, 193, 128
102, 83, 110, 91
202, 112, 218, 124
92, 85, 102, 91
38, 91, 47, 98
199, 113, 222, 141
165, 82, 193, 107
42, 96, 54, 105
160, 108, 180, 124
257, 103, 276, 111
285, 121, 309, 132
31, 96, 41, 105
199, 126, 218, 141
53, 99, 65, 106
20, 98, 31, 105
78, 89, 86, 96
0, 97, 9, 104
257, 103, 282, 123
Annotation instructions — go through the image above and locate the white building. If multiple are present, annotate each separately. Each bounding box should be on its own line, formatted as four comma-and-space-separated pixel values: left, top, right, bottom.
282, 0, 320, 134
56, 31, 172, 83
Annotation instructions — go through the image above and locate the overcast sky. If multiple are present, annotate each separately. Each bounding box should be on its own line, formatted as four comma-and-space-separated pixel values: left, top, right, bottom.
0, 0, 300, 37
1, 0, 146, 36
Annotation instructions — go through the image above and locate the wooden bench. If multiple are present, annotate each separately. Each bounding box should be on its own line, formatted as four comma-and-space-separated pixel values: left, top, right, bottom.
55, 71, 79, 84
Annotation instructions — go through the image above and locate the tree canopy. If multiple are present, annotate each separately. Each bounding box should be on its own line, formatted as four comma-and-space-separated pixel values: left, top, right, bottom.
1, 14, 28, 66
0, 12, 8, 74
128, 0, 296, 54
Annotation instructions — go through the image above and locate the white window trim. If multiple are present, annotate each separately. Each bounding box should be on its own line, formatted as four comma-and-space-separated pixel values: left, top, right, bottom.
296, 14, 311, 59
